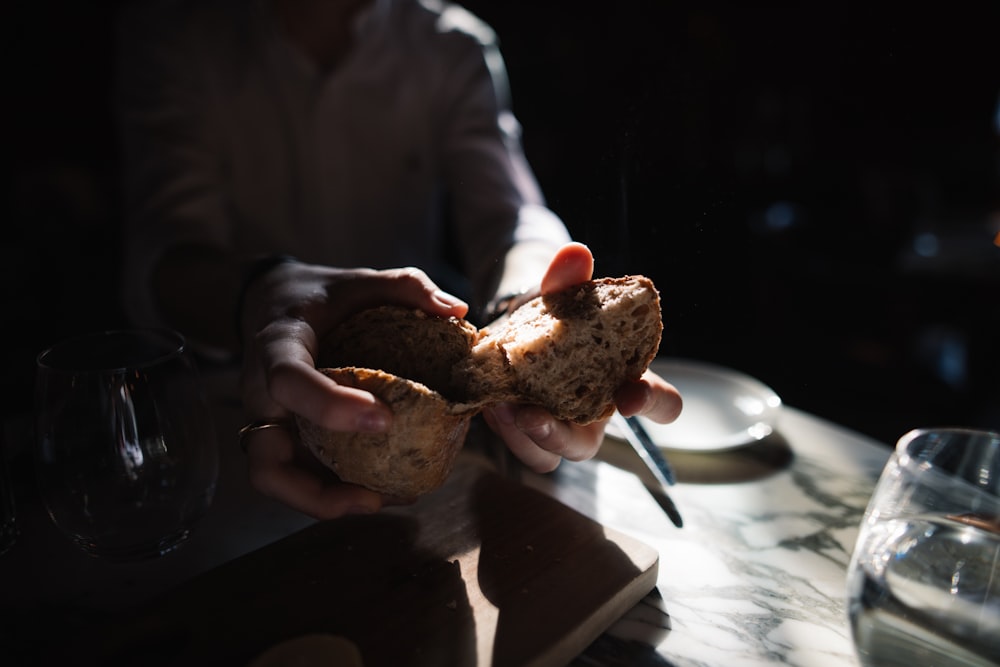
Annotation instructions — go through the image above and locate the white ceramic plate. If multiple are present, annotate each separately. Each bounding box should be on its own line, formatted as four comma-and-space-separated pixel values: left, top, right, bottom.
623, 358, 783, 451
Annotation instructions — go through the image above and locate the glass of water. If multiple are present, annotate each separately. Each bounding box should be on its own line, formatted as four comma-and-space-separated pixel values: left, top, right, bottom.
35, 329, 219, 561
846, 427, 1000, 667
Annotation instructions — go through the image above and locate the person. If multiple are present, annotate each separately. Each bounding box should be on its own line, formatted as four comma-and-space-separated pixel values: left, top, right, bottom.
116, 0, 682, 519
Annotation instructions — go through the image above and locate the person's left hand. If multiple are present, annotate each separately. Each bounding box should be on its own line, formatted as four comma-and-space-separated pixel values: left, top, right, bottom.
481, 242, 683, 472
239, 262, 469, 519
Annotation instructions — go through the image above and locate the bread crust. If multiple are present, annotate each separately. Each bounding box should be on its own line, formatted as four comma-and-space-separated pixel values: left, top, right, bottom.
298, 276, 662, 496
295, 368, 475, 498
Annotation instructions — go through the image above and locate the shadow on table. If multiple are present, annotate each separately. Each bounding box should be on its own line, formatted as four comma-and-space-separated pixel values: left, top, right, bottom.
599, 431, 794, 487
570, 586, 681, 667
471, 470, 659, 667
19, 514, 477, 667
664, 431, 794, 484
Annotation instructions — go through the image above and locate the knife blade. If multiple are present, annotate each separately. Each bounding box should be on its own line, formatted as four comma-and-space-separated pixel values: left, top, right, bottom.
611, 412, 683, 528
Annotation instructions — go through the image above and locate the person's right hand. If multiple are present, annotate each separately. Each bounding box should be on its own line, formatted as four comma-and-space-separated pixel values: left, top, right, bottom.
482, 243, 682, 472
238, 261, 468, 520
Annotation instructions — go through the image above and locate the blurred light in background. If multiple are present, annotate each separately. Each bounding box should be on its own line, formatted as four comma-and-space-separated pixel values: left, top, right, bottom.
912, 231, 940, 258
763, 201, 797, 232
916, 326, 968, 390
994, 92, 1000, 135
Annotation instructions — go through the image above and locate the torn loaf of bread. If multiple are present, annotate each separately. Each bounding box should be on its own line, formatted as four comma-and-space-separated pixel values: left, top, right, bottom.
296, 275, 662, 497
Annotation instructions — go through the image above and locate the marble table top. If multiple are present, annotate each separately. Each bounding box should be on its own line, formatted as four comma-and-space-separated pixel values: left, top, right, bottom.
535, 406, 893, 667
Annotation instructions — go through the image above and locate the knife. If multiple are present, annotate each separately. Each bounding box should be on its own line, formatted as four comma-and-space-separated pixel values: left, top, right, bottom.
611, 412, 684, 528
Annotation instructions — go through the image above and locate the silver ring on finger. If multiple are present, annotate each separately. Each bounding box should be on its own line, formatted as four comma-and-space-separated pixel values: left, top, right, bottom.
238, 419, 295, 452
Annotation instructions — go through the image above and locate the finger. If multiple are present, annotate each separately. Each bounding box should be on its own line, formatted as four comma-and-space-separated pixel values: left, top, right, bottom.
482, 404, 561, 472
269, 357, 392, 432
242, 426, 384, 520
616, 371, 683, 423
242, 316, 320, 417
507, 404, 605, 461
347, 267, 469, 320
540, 242, 594, 294
253, 319, 393, 431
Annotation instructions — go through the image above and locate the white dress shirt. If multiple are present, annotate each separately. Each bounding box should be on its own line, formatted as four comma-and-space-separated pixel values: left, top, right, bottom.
116, 0, 570, 328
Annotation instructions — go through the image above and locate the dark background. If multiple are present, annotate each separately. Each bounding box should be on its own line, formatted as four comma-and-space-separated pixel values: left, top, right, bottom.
5, 1, 1000, 446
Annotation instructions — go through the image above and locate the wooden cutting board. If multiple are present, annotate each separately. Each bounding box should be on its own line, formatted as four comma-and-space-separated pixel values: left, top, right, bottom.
57, 458, 658, 667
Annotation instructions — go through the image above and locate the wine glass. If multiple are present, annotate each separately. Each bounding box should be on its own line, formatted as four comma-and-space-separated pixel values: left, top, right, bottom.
845, 427, 1000, 667
34, 329, 219, 561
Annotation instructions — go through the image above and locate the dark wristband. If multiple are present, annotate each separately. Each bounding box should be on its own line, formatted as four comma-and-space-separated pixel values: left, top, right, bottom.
234, 254, 298, 344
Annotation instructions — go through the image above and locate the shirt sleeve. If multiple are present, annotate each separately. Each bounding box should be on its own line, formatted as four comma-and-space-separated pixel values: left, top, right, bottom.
434, 19, 572, 309
114, 2, 233, 328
